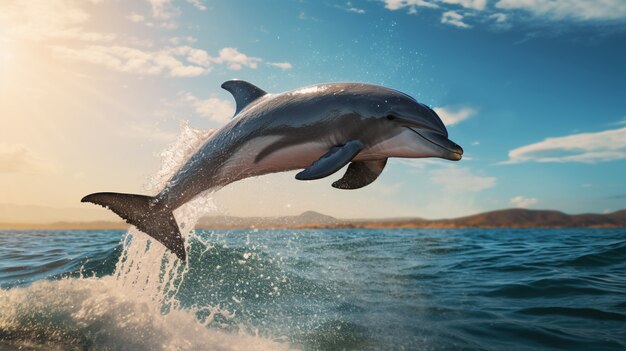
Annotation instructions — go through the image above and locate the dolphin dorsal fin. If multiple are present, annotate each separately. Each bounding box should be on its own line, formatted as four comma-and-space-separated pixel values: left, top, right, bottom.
221, 80, 267, 117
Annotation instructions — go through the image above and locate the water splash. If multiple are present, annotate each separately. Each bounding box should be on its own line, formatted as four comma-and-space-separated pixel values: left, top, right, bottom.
144, 121, 215, 195
114, 121, 216, 311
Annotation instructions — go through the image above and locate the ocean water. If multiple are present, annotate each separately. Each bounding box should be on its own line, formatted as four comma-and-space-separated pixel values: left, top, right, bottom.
0, 228, 624, 351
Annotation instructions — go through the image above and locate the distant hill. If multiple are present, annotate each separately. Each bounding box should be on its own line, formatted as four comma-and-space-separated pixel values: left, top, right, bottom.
607, 210, 626, 222
196, 208, 626, 229
1, 208, 625, 230
365, 209, 626, 228
196, 210, 340, 229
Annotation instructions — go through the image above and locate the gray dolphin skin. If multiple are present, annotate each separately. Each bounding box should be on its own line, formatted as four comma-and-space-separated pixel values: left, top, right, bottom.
82, 80, 463, 261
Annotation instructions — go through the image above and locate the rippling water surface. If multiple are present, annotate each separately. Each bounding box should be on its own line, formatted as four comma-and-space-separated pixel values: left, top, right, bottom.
1, 228, 624, 350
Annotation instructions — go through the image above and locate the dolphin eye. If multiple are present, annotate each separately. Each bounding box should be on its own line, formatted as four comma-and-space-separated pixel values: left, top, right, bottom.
386, 115, 396, 121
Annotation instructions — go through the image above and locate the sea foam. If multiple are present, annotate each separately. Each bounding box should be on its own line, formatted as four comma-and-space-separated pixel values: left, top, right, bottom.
0, 276, 293, 351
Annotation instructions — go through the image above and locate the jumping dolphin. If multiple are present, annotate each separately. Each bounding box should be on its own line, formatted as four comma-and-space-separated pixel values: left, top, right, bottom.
82, 80, 463, 261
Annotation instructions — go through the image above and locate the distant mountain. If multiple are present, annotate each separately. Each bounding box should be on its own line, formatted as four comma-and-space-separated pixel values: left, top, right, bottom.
425, 209, 626, 228
198, 208, 626, 229
196, 210, 340, 229
1, 207, 625, 230
607, 210, 626, 222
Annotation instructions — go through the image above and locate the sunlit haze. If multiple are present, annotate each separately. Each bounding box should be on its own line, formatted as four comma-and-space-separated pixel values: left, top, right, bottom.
0, 0, 625, 221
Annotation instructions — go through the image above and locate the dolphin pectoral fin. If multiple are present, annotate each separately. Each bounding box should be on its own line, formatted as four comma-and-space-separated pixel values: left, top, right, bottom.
332, 158, 388, 190
221, 80, 267, 116
295, 140, 364, 180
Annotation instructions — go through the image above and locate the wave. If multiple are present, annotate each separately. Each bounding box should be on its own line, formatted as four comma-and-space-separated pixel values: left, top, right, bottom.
483, 277, 617, 298
0, 231, 121, 289
516, 307, 626, 321
0, 276, 293, 351
2, 227, 626, 350
563, 240, 626, 267
0, 227, 301, 350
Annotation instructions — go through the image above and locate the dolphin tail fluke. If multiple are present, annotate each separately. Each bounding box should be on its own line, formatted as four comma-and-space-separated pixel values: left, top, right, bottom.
81, 192, 186, 262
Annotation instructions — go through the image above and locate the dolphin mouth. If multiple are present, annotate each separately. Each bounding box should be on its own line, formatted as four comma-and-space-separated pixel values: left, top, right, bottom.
406, 127, 463, 161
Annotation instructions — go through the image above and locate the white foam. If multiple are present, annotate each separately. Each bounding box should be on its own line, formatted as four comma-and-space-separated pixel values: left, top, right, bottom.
0, 277, 294, 351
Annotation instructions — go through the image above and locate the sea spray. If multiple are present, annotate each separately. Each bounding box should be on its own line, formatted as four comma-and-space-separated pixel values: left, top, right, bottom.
113, 121, 217, 311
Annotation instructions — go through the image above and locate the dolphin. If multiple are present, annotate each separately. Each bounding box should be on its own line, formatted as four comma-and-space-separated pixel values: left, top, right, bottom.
82, 80, 463, 261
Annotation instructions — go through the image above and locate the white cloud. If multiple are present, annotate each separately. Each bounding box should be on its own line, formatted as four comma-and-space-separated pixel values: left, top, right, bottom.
194, 98, 234, 123
489, 12, 512, 29
213, 47, 262, 70
148, 0, 180, 20
510, 195, 538, 208
3, 0, 116, 42
181, 93, 234, 123
127, 13, 145, 23
429, 166, 496, 192
145, 0, 210, 28
267, 62, 293, 70
167, 36, 197, 45
50, 45, 209, 77
505, 126, 626, 164
490, 12, 508, 23
348, 7, 366, 14
343, 2, 366, 14
433, 105, 476, 126
379, 0, 626, 30
496, 0, 626, 21
185, 0, 207, 11
384, 0, 487, 12
2, 1, 284, 79
168, 64, 206, 77
441, 10, 471, 28
440, 0, 486, 10
173, 45, 213, 66
383, 0, 439, 11
50, 45, 265, 77
0, 144, 57, 174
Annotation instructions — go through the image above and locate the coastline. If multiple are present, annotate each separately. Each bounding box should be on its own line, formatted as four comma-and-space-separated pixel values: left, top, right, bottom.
1, 208, 624, 230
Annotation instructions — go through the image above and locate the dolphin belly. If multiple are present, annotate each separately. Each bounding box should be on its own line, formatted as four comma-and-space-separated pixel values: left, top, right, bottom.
217, 136, 330, 180
254, 140, 330, 173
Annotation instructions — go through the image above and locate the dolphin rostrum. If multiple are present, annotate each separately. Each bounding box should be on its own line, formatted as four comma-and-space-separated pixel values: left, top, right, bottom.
82, 80, 463, 261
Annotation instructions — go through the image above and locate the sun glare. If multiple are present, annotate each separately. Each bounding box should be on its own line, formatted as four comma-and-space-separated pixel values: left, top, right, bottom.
0, 38, 13, 65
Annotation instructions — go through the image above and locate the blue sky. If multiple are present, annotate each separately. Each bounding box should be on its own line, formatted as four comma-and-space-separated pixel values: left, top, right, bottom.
0, 0, 625, 219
